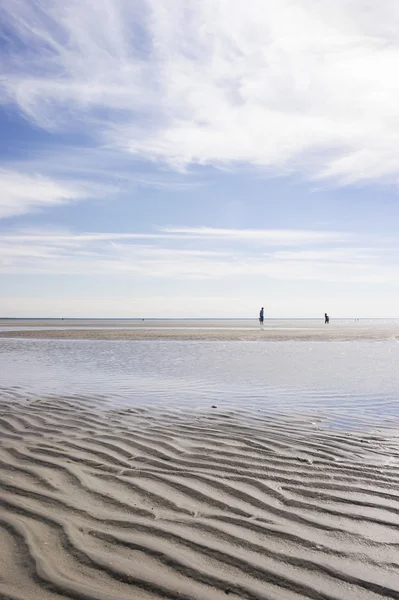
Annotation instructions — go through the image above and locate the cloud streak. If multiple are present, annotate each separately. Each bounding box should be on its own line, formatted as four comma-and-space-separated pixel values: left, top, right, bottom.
0, 152, 203, 220
1, 226, 398, 285
1, 0, 399, 183
1, 227, 348, 245
0, 169, 102, 218
162, 227, 348, 244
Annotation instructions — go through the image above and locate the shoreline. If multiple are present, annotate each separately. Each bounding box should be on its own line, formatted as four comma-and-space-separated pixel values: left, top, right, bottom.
0, 326, 398, 341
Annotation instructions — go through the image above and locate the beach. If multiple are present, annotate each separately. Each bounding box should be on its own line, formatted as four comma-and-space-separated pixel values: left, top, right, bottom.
1, 318, 399, 341
1, 322, 399, 599
1, 0, 397, 597
2, 390, 399, 599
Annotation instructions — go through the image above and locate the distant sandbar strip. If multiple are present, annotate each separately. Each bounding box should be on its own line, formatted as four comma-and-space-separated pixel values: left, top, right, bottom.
0, 327, 397, 341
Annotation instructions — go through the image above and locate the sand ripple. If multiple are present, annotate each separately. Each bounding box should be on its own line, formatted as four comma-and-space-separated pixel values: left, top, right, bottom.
1, 392, 399, 599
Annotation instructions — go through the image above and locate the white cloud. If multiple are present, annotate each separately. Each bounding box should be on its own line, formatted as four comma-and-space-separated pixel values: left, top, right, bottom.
0, 169, 101, 218
0, 147, 207, 220
2, 0, 399, 183
161, 227, 348, 244
1, 227, 347, 244
1, 226, 398, 285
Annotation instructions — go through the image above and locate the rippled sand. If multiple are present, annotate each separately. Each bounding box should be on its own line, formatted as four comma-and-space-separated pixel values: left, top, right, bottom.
1, 390, 399, 599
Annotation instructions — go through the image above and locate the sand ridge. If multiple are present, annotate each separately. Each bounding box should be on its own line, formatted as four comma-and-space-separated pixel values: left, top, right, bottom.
1, 325, 399, 342
1, 391, 399, 599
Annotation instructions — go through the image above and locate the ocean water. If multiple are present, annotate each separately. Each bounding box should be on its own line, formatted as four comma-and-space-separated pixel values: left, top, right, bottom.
1, 317, 399, 331
1, 338, 399, 431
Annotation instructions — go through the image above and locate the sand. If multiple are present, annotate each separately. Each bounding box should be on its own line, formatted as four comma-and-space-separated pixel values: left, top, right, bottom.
1, 389, 399, 599
0, 319, 398, 341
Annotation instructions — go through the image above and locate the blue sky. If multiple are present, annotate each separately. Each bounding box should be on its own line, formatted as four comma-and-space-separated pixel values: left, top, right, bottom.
1, 0, 399, 318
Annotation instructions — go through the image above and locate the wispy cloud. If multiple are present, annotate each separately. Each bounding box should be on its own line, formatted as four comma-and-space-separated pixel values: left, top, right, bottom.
1, 227, 347, 244
0, 149, 207, 219
161, 227, 348, 244
1, 226, 398, 284
0, 169, 103, 218
1, 1, 399, 183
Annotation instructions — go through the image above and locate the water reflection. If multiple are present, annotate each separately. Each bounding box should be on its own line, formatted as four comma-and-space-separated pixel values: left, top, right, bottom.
1, 339, 398, 430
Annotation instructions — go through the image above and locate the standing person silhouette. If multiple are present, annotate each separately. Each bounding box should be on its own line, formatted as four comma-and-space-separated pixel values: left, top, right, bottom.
324, 313, 329, 324
259, 307, 264, 326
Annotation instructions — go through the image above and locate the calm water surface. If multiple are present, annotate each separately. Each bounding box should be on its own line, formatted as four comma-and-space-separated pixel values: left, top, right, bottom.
2, 317, 399, 331
1, 338, 399, 431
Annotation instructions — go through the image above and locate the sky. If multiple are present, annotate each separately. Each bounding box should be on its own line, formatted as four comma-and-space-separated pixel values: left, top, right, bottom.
1, 0, 399, 318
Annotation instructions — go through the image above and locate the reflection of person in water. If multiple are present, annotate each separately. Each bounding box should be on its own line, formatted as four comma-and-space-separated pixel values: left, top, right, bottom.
259, 307, 264, 326
324, 313, 329, 324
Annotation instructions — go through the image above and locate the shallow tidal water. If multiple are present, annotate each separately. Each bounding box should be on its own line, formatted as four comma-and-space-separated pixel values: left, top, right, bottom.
2, 338, 399, 599
1, 338, 399, 431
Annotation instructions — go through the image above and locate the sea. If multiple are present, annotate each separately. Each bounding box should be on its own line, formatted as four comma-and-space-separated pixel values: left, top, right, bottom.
1, 318, 399, 432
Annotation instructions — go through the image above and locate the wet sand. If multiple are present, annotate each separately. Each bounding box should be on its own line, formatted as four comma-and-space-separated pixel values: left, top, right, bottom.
0, 318, 398, 341
2, 322, 399, 598
1, 390, 399, 599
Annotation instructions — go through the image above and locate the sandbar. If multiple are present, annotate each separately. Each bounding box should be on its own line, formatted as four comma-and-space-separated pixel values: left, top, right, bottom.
0, 318, 398, 342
